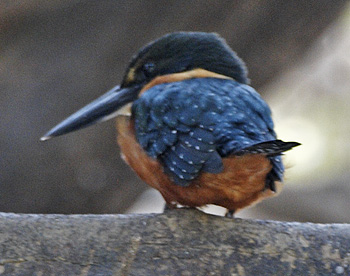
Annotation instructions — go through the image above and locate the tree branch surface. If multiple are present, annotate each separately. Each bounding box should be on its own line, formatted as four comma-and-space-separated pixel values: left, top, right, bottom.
0, 209, 349, 275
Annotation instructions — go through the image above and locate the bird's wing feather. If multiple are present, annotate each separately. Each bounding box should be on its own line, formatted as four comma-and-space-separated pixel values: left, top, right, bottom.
132, 78, 283, 186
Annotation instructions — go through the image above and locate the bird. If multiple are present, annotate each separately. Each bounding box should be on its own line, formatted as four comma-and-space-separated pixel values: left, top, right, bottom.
41, 32, 300, 217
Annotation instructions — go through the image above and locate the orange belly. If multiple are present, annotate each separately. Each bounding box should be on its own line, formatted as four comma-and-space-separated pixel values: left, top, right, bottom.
116, 116, 280, 212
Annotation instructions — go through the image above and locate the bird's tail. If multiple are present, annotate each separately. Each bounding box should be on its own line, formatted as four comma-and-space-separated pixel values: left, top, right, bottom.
236, 140, 300, 157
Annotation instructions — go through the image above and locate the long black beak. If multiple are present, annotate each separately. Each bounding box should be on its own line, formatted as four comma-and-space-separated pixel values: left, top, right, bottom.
40, 84, 141, 141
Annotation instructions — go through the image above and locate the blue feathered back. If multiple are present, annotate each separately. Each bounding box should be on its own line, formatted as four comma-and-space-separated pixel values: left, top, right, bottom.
132, 78, 283, 186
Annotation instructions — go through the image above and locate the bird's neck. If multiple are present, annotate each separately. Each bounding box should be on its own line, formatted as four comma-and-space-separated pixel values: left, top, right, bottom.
139, 68, 232, 96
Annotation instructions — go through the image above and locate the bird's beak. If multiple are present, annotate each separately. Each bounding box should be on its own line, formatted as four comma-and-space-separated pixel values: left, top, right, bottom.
40, 84, 141, 141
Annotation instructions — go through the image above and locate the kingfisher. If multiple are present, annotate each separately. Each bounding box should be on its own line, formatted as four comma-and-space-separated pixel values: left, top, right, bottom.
41, 32, 299, 217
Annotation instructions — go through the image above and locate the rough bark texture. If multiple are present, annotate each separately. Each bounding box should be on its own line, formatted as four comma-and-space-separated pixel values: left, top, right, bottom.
0, 209, 349, 275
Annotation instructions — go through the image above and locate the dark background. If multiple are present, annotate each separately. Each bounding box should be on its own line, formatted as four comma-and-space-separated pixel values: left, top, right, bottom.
1, 1, 349, 221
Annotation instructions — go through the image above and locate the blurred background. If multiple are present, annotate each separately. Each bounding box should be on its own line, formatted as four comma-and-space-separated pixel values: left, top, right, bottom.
1, 1, 350, 223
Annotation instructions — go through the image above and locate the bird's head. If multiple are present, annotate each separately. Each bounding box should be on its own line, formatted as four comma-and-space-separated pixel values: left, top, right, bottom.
121, 32, 248, 88
41, 32, 248, 141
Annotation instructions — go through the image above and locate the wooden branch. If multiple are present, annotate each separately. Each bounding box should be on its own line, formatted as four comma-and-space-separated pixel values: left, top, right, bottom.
0, 209, 349, 275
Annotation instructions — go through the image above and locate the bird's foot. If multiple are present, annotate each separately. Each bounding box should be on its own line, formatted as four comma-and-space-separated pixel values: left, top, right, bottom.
225, 209, 235, 218
163, 204, 174, 212
163, 204, 198, 213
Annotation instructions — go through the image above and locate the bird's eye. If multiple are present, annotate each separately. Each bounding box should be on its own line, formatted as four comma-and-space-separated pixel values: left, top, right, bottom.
142, 62, 155, 77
